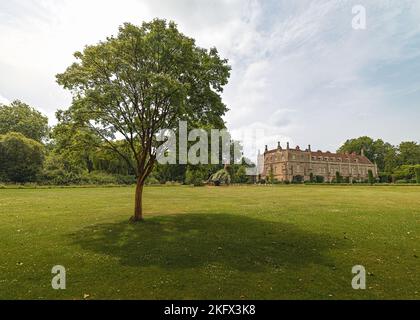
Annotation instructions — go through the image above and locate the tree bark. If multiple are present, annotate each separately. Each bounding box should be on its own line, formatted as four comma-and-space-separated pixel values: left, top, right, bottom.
131, 178, 145, 223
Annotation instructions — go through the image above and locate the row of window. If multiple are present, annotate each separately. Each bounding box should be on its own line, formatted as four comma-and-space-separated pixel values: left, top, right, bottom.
266, 155, 359, 163
266, 166, 372, 175
312, 156, 358, 163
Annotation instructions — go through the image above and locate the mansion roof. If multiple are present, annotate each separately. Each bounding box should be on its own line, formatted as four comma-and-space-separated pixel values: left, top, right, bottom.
264, 146, 373, 165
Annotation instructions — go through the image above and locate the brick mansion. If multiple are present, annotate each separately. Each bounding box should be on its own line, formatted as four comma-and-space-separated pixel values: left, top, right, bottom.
258, 142, 378, 183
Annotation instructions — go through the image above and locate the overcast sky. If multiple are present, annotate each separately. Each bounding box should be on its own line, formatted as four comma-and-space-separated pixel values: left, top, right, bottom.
1, 0, 419, 156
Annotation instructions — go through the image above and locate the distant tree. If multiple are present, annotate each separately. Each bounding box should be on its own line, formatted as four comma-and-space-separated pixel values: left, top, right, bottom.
0, 132, 44, 182
384, 148, 398, 173
397, 142, 420, 166
415, 167, 420, 184
234, 166, 248, 184
338, 136, 394, 172
51, 109, 102, 173
56, 19, 230, 222
0, 100, 49, 142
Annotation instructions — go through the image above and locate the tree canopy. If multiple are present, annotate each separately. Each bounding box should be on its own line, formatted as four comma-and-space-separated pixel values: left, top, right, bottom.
56, 19, 231, 221
338, 136, 396, 172
0, 100, 49, 142
0, 132, 44, 182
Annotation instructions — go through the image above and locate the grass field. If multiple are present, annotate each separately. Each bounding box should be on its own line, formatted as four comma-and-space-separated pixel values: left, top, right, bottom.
0, 185, 419, 300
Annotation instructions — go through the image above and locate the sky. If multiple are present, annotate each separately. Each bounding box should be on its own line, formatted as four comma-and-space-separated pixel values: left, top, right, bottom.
1, 0, 420, 157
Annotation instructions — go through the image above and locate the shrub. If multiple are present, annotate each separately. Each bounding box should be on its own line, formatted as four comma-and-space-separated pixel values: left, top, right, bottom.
335, 171, 343, 184
81, 172, 136, 185
379, 173, 392, 183
309, 172, 315, 183
415, 167, 420, 184
292, 175, 304, 184
0, 132, 44, 182
145, 176, 160, 185
185, 168, 205, 186
209, 169, 231, 186
315, 175, 325, 183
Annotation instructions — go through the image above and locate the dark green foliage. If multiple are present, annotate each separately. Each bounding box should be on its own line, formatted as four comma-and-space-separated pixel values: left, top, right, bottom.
338, 136, 394, 172
415, 167, 420, 184
292, 175, 304, 184
315, 175, 325, 183
397, 142, 420, 166
0, 132, 44, 182
368, 170, 375, 185
379, 173, 392, 183
338, 136, 420, 174
309, 172, 315, 183
392, 165, 420, 181
335, 171, 343, 184
185, 168, 206, 186
0, 100, 49, 142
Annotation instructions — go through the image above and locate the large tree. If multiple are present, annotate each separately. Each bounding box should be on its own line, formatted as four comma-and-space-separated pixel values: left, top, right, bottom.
338, 136, 395, 172
0, 100, 49, 142
397, 141, 420, 166
56, 19, 230, 222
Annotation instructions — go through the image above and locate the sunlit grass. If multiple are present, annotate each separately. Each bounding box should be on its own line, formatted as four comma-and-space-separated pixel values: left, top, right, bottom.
0, 185, 419, 300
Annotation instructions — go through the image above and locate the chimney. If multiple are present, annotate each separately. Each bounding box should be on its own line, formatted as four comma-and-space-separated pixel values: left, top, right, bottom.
265, 145, 268, 153
361, 148, 365, 157
278, 141, 282, 150
308, 144, 311, 152
287, 142, 290, 150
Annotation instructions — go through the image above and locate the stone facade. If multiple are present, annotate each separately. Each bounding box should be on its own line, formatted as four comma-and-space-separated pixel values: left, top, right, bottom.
258, 142, 378, 182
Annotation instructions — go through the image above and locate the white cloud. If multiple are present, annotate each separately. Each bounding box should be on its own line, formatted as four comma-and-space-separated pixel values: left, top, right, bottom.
0, 0, 419, 158
0, 94, 9, 105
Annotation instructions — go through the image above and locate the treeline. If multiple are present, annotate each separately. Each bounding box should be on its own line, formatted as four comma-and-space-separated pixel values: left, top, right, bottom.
1, 101, 419, 186
0, 100, 254, 186
338, 136, 420, 183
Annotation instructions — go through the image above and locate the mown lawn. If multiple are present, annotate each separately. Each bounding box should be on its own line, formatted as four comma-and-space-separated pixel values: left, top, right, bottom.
0, 185, 419, 300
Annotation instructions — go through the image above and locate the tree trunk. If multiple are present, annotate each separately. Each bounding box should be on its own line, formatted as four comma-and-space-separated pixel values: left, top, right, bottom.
131, 178, 145, 223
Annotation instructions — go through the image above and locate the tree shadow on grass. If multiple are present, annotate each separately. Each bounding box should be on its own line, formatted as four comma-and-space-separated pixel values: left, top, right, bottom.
69, 214, 345, 272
